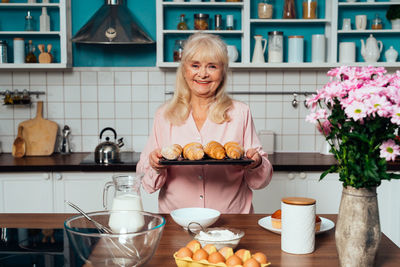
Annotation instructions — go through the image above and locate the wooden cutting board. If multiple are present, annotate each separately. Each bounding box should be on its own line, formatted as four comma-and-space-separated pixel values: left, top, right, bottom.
18, 101, 58, 156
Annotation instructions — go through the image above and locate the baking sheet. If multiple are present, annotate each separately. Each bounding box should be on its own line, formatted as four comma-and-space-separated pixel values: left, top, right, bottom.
159, 157, 254, 165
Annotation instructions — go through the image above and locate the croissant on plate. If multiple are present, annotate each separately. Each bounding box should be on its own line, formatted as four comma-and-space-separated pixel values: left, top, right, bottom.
224, 141, 244, 159
161, 144, 183, 160
204, 141, 226, 160
183, 142, 204, 160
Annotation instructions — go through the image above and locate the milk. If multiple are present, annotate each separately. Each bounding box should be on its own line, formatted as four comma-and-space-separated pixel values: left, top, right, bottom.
108, 194, 145, 233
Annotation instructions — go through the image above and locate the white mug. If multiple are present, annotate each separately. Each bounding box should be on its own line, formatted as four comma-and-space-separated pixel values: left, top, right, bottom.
342, 18, 351, 31
339, 42, 356, 63
355, 15, 367, 30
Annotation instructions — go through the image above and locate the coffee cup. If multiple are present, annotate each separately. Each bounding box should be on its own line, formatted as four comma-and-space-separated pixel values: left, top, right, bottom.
355, 15, 367, 30
339, 42, 356, 63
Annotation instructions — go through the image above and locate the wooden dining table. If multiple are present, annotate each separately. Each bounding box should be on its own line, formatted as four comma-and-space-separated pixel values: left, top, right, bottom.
1, 213, 399, 266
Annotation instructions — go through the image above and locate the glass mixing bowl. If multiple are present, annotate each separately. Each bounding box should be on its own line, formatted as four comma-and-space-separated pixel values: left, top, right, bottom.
64, 210, 165, 267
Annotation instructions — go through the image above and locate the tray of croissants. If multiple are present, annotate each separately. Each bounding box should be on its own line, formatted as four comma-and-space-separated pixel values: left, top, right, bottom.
159, 141, 254, 165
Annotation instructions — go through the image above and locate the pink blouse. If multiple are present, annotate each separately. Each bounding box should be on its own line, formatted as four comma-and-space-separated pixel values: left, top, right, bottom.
137, 100, 273, 214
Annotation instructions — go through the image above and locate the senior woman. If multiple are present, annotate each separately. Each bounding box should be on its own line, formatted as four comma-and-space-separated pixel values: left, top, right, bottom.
137, 33, 273, 213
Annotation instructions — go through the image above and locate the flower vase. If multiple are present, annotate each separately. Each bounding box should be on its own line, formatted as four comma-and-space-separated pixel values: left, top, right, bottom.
335, 186, 381, 267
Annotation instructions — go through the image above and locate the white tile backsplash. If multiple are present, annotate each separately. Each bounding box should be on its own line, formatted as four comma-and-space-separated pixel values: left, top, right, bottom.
0, 67, 323, 153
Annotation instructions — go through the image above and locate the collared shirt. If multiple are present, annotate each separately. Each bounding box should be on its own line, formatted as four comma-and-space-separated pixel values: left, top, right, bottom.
137, 100, 273, 213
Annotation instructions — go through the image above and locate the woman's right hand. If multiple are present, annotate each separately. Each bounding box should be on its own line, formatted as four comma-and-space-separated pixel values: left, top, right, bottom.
149, 149, 167, 173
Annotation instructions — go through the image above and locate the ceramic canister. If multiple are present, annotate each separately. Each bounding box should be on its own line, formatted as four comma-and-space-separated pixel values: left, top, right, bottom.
13, 38, 25, 64
339, 42, 356, 63
281, 197, 316, 254
312, 34, 325, 63
288, 36, 304, 63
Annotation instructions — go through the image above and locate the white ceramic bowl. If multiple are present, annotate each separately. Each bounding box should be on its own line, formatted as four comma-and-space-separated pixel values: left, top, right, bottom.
170, 207, 220, 230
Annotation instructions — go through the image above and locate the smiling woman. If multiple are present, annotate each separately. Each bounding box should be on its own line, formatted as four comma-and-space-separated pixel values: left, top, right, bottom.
136, 33, 273, 214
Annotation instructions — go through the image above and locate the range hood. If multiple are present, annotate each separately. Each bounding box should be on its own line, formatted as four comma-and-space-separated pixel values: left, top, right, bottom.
72, 0, 154, 44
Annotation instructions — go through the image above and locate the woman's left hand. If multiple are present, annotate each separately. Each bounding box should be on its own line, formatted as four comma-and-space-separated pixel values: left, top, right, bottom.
245, 148, 262, 170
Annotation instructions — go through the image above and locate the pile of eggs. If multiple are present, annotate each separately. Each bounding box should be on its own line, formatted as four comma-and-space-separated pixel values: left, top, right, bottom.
174, 240, 269, 267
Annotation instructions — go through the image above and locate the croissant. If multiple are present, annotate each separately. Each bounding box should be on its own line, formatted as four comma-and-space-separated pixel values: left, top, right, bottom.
161, 144, 183, 160
224, 141, 244, 159
183, 142, 204, 160
204, 141, 226, 160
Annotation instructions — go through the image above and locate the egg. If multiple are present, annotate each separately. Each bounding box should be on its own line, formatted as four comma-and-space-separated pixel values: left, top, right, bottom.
219, 247, 234, 259
208, 251, 226, 264
252, 252, 267, 264
176, 247, 193, 258
243, 258, 261, 267
186, 240, 201, 253
192, 248, 209, 261
203, 244, 217, 254
235, 248, 251, 262
226, 254, 243, 266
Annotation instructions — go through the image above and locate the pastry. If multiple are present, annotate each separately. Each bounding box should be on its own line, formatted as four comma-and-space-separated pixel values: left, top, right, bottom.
183, 142, 204, 160
271, 209, 322, 232
271, 209, 282, 229
161, 144, 183, 160
204, 141, 226, 160
224, 142, 244, 159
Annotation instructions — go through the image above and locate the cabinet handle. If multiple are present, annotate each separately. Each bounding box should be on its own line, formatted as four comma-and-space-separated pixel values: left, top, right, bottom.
42, 173, 50, 180
299, 172, 307, 179
288, 172, 296, 180
54, 173, 63, 180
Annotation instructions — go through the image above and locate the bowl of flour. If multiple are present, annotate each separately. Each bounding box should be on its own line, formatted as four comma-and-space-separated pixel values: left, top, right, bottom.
193, 227, 245, 250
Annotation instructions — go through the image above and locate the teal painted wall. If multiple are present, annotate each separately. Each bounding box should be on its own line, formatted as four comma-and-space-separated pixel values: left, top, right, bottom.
71, 0, 156, 67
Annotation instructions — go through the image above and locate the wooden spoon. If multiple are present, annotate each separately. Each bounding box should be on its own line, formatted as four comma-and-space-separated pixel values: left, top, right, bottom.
12, 125, 26, 158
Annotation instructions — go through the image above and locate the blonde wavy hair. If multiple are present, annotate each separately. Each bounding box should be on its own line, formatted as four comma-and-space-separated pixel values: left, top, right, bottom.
164, 33, 233, 125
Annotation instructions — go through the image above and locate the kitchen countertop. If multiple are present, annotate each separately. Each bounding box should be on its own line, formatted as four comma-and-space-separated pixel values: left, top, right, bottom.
0, 213, 399, 266
0, 152, 399, 172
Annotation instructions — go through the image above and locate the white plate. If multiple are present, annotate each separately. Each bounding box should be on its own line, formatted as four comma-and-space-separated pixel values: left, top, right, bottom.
258, 216, 335, 235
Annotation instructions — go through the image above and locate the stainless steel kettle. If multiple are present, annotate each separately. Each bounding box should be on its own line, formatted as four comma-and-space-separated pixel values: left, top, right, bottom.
94, 127, 124, 164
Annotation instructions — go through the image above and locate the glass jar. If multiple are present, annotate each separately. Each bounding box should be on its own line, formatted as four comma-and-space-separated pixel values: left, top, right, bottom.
25, 40, 37, 63
173, 39, 185, 62
0, 40, 7, 63
177, 14, 188, 30
194, 13, 209, 30
25, 11, 35, 31
372, 14, 382, 30
303, 0, 317, 19
268, 31, 283, 63
215, 14, 222, 30
283, 0, 296, 19
258, 0, 273, 19
226, 15, 234, 30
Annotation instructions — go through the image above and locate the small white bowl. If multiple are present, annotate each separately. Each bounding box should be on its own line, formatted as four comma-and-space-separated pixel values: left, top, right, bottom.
194, 227, 245, 250
170, 207, 220, 230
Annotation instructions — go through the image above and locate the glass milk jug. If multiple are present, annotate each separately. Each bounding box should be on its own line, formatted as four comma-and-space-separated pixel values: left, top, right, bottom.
103, 174, 145, 233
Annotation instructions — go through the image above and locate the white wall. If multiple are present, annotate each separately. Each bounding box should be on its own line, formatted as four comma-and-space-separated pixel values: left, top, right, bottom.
0, 67, 330, 153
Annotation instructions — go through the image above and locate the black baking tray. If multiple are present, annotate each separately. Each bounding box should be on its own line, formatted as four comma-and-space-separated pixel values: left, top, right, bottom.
159, 157, 254, 165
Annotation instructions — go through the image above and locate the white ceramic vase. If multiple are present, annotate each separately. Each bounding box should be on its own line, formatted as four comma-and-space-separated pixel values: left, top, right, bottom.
227, 45, 239, 62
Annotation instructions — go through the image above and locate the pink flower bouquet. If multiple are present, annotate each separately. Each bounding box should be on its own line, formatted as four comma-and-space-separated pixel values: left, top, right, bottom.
306, 66, 400, 188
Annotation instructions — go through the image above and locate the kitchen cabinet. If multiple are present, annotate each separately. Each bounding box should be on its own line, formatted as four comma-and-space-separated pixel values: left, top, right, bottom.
0, 171, 159, 214
0, 172, 54, 213
156, 0, 400, 69
0, 0, 72, 69
252, 171, 342, 214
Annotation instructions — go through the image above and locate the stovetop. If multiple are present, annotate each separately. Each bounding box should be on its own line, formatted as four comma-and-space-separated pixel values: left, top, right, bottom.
79, 151, 141, 165
0, 227, 80, 267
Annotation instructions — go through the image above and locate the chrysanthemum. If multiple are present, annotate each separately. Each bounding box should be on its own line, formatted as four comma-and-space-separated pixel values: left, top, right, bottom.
344, 101, 367, 121
380, 139, 400, 161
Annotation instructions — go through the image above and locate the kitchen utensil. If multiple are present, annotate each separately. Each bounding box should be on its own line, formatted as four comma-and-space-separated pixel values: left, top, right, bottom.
38, 44, 52, 63
12, 125, 26, 158
291, 93, 298, 108
94, 127, 124, 164
258, 216, 335, 235
360, 34, 382, 63
159, 157, 254, 165
103, 174, 145, 233
59, 125, 71, 154
18, 101, 58, 156
64, 210, 165, 267
170, 207, 220, 230
65, 200, 113, 234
